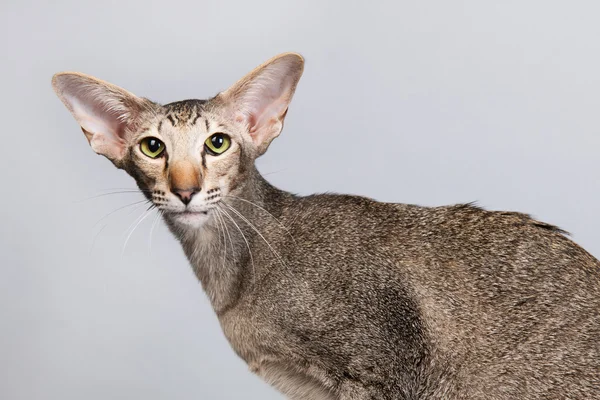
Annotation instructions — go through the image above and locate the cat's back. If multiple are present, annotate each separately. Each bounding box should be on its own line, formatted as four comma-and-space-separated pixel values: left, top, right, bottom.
283, 193, 600, 398
289, 192, 599, 288
287, 192, 600, 305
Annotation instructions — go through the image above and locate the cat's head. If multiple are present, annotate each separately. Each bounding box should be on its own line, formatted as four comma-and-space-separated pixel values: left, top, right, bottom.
52, 53, 304, 229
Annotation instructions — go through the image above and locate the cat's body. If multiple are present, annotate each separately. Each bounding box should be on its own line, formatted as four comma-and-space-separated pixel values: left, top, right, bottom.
175, 171, 600, 399
52, 53, 600, 399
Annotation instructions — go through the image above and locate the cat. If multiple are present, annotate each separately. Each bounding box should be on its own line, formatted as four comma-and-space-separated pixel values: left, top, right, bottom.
52, 53, 599, 399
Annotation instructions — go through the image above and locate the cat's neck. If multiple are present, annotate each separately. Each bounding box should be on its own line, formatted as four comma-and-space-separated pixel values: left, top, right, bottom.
171, 166, 294, 313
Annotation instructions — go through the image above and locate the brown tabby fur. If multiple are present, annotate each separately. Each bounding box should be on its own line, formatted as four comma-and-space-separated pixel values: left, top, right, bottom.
52, 53, 600, 399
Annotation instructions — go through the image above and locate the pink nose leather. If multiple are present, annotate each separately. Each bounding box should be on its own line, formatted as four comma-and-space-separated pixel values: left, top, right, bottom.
168, 160, 202, 206
172, 188, 198, 205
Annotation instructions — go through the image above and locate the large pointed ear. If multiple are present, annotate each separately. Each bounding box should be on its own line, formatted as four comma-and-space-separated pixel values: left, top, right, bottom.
218, 53, 304, 156
51, 72, 154, 165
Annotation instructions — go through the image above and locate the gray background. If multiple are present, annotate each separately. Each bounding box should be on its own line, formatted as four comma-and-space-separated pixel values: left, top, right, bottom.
2, 1, 600, 399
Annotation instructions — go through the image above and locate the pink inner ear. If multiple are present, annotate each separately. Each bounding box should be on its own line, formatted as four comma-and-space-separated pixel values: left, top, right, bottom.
245, 86, 292, 140
64, 87, 127, 137
75, 103, 124, 139
54, 74, 136, 161
219, 53, 304, 153
67, 92, 127, 158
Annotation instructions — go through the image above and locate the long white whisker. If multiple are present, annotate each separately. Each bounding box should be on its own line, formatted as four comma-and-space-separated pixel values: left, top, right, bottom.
89, 223, 108, 256
217, 209, 232, 270
214, 208, 236, 273
221, 202, 287, 270
224, 195, 296, 245
91, 200, 150, 230
214, 208, 227, 270
219, 209, 235, 262
89, 200, 151, 255
122, 207, 156, 255
75, 191, 146, 203
122, 209, 148, 245
217, 206, 256, 286
99, 187, 153, 193
261, 168, 288, 177
148, 210, 163, 255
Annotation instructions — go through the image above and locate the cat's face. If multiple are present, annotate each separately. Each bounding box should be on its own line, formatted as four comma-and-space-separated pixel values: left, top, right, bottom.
121, 101, 256, 229
52, 53, 304, 230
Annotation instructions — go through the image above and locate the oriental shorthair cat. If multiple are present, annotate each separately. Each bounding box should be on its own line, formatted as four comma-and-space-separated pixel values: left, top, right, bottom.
52, 53, 599, 399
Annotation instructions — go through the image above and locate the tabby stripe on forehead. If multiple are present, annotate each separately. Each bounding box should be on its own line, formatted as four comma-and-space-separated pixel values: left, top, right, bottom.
157, 120, 163, 133
191, 110, 201, 126
167, 114, 177, 126
204, 118, 210, 132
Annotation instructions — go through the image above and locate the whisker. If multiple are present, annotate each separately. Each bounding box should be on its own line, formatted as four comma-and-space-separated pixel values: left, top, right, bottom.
218, 209, 235, 263
75, 190, 146, 203
148, 210, 163, 255
224, 195, 296, 245
217, 206, 256, 286
261, 168, 289, 177
91, 200, 150, 230
122, 206, 156, 255
214, 208, 228, 270
221, 202, 288, 271
122, 207, 151, 241
98, 187, 152, 193
89, 223, 109, 256
89, 200, 151, 255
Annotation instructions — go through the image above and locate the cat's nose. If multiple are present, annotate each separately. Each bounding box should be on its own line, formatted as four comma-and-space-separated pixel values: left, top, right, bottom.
171, 187, 200, 205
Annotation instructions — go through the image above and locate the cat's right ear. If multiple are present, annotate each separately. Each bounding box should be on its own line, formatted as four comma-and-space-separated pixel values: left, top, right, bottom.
51, 72, 153, 165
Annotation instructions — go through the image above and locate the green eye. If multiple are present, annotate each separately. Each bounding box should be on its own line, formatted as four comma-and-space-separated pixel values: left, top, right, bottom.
140, 137, 165, 158
204, 133, 231, 155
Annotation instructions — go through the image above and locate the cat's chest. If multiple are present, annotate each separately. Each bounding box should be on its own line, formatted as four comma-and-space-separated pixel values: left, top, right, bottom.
217, 305, 281, 365
218, 308, 339, 400
216, 281, 322, 364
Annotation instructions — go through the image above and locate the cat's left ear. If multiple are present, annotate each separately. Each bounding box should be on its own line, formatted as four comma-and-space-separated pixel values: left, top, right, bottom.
218, 53, 304, 157
52, 72, 154, 166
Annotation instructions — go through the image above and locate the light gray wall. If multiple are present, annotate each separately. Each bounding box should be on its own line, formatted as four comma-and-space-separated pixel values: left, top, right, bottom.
2, 1, 600, 399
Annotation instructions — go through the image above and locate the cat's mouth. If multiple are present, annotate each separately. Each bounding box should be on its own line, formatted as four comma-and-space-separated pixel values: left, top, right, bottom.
168, 209, 211, 227
179, 210, 209, 215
